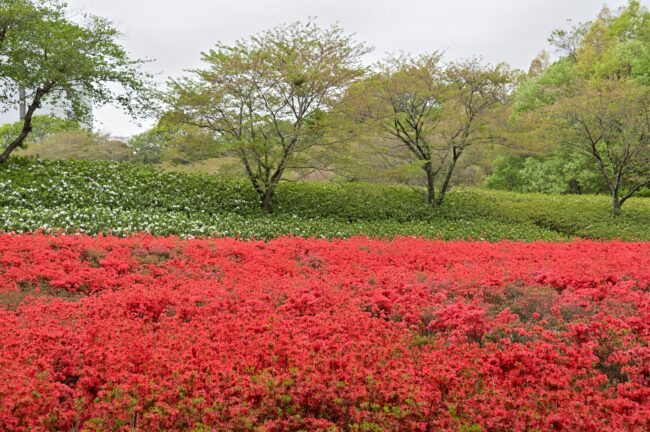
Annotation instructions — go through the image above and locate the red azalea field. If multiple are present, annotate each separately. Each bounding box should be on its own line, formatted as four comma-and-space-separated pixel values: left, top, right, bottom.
1, 234, 650, 431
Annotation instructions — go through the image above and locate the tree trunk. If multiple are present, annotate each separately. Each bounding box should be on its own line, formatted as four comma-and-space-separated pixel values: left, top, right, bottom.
611, 189, 622, 217
0, 125, 31, 163
261, 187, 275, 214
435, 156, 460, 207
260, 157, 290, 214
0, 86, 48, 163
423, 162, 436, 207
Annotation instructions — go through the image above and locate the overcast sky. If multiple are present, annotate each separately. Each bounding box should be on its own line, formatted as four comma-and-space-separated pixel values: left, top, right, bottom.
65, 0, 631, 137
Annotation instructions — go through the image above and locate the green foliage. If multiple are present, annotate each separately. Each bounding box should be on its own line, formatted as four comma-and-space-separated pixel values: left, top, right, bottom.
16, 131, 135, 162
0, 115, 80, 149
486, 149, 606, 195
595, 39, 650, 84
529, 1, 650, 88
0, 0, 150, 118
576, 0, 650, 81
547, 21, 590, 62
127, 122, 221, 165
0, 1, 149, 118
165, 19, 370, 212
0, 158, 649, 241
512, 59, 577, 114
0, 0, 151, 160
510, 1, 650, 215
126, 129, 166, 164
336, 54, 515, 207
484, 155, 526, 192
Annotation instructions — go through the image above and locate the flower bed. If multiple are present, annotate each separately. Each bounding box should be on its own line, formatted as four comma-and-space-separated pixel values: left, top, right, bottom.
1, 234, 649, 431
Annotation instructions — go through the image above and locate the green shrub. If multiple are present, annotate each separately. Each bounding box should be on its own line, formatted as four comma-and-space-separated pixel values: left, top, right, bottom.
0, 157, 648, 241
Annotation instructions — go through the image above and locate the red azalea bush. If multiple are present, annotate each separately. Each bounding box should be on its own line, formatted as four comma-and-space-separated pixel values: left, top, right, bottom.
0, 234, 649, 431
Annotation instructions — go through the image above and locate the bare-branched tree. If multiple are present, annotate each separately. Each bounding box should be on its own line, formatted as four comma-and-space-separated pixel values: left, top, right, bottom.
166, 20, 370, 213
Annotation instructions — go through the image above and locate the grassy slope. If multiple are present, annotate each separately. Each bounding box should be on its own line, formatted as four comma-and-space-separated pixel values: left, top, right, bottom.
0, 157, 648, 241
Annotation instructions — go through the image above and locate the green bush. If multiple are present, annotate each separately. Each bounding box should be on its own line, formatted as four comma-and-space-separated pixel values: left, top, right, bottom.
0, 157, 649, 241
486, 150, 606, 195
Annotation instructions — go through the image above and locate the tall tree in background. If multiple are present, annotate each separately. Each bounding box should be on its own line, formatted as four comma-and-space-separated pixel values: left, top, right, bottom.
128, 118, 222, 166
0, 0, 151, 162
547, 21, 590, 62
546, 79, 650, 216
341, 54, 514, 207
166, 20, 369, 213
512, 0, 650, 215
336, 53, 445, 199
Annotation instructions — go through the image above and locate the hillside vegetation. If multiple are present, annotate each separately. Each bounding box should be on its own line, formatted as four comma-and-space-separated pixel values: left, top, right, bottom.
1, 158, 649, 241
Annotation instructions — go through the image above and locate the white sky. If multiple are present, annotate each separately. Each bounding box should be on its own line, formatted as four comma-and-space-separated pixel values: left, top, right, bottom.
65, 0, 632, 137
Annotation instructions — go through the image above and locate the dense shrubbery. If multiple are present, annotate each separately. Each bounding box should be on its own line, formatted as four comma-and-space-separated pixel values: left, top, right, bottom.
485, 151, 608, 195
1, 234, 649, 431
1, 158, 649, 240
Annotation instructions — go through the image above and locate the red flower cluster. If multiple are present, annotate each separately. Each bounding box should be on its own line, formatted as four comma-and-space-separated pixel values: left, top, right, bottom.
0, 234, 649, 431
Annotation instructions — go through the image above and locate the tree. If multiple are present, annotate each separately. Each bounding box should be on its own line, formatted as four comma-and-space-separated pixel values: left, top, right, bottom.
527, 50, 550, 77
128, 120, 222, 166
126, 128, 165, 164
0, 0, 59, 51
548, 20, 590, 62
166, 20, 369, 213
544, 79, 650, 216
0, 0, 151, 162
510, 0, 650, 215
512, 58, 578, 114
341, 54, 514, 207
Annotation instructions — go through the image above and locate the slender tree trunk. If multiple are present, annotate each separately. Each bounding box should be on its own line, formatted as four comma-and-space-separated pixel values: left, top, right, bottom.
423, 161, 436, 207
0, 86, 48, 163
0, 125, 31, 163
611, 188, 622, 217
261, 187, 275, 214
435, 156, 460, 207
259, 149, 292, 214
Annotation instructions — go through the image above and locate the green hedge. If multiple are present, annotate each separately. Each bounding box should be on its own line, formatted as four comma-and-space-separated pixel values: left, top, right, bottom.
1, 158, 648, 241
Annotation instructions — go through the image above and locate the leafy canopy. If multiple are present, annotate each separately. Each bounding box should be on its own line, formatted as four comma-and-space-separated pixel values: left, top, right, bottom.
337, 53, 515, 206
166, 20, 370, 212
514, 1, 650, 116
0, 0, 151, 138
